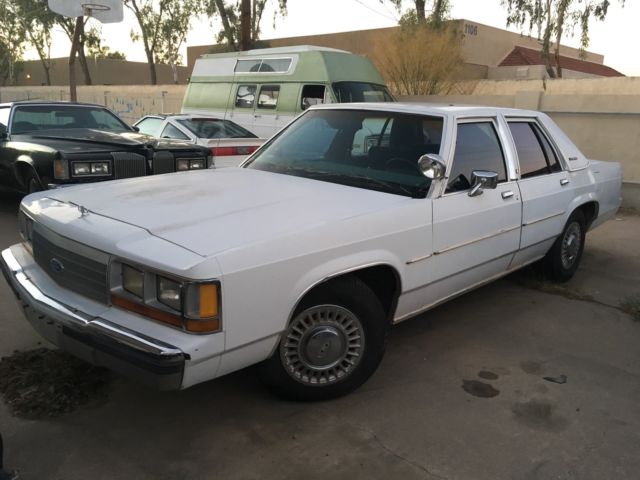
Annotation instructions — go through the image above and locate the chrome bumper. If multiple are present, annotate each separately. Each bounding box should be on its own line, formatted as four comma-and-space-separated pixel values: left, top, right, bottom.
1, 247, 186, 390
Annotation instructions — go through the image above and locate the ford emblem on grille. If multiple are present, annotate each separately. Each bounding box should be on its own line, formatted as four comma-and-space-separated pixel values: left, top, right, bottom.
50, 258, 64, 273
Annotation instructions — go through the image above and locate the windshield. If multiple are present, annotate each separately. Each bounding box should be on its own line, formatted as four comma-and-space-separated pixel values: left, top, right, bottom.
10, 105, 131, 134
332, 82, 395, 103
177, 118, 258, 139
245, 109, 443, 198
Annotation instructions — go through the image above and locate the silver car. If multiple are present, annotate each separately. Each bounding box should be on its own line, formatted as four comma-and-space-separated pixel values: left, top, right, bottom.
134, 114, 265, 168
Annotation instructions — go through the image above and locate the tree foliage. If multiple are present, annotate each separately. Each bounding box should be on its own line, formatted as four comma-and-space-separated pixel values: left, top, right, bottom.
503, 0, 625, 78
381, 0, 451, 27
16, 0, 59, 85
57, 18, 104, 85
374, 22, 463, 96
126, 0, 205, 84
205, 0, 288, 51
0, 0, 26, 85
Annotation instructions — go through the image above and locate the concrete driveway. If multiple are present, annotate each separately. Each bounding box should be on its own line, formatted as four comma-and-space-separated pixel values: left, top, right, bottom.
1, 190, 639, 480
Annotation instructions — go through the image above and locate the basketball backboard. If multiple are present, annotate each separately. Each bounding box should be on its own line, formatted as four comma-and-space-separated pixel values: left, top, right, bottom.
48, 0, 123, 23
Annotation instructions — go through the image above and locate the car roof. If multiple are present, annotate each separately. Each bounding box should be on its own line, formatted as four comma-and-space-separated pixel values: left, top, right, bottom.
0, 100, 107, 108
308, 102, 542, 118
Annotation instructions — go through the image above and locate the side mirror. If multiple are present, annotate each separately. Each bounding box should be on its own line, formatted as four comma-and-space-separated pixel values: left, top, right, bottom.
418, 154, 446, 180
468, 170, 498, 197
0, 124, 7, 139
131, 125, 140, 132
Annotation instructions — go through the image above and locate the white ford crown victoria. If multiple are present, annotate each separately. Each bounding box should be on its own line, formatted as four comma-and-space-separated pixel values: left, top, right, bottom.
1, 103, 622, 400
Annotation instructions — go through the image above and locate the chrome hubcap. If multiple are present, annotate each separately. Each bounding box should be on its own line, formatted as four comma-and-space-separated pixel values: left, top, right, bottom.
561, 222, 582, 269
281, 305, 364, 386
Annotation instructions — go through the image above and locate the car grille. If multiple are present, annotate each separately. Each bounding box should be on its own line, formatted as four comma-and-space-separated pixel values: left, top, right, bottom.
152, 151, 175, 174
112, 152, 147, 179
32, 229, 109, 304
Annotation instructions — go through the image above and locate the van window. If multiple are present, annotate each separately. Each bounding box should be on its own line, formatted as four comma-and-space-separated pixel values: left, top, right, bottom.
235, 85, 257, 108
333, 82, 394, 102
258, 85, 280, 110
235, 58, 292, 73
301, 85, 326, 110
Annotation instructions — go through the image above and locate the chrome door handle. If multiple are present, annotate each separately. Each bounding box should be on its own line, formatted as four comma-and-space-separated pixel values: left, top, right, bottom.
502, 191, 514, 199
560, 179, 570, 186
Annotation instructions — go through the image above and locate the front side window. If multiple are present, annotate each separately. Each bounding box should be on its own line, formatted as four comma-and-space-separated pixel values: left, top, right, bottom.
235, 85, 256, 108
447, 122, 507, 194
136, 117, 164, 137
257, 85, 280, 110
10, 105, 130, 134
509, 121, 562, 178
245, 109, 443, 198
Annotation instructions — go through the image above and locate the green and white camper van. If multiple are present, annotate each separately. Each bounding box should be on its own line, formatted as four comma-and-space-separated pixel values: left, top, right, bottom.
182, 46, 394, 137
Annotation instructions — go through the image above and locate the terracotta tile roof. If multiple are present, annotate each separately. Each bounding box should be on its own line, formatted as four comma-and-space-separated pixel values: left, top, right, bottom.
499, 46, 624, 77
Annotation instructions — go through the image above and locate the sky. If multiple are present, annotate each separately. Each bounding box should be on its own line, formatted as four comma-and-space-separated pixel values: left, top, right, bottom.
37, 0, 639, 76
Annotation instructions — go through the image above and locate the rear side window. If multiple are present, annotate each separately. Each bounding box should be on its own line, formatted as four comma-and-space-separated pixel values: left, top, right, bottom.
161, 123, 189, 140
447, 122, 507, 194
509, 122, 562, 178
235, 85, 256, 108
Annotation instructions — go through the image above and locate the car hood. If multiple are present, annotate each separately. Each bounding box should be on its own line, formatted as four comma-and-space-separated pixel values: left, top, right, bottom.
14, 129, 196, 152
44, 168, 410, 257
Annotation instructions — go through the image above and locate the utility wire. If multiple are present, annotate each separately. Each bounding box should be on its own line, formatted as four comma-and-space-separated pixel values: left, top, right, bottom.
352, 0, 399, 22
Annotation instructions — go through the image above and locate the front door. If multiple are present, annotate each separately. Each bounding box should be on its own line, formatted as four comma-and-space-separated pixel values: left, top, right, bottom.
428, 119, 522, 306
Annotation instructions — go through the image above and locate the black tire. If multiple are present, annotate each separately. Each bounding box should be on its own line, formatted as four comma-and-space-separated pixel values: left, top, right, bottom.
542, 210, 586, 282
259, 275, 387, 401
24, 170, 43, 194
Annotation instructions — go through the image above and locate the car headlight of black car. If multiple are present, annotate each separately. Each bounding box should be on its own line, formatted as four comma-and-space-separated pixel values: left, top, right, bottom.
111, 261, 221, 334
176, 157, 208, 171
72, 160, 111, 177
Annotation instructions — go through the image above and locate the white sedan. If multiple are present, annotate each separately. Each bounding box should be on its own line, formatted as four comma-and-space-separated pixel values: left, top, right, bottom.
1, 103, 622, 401
134, 114, 265, 168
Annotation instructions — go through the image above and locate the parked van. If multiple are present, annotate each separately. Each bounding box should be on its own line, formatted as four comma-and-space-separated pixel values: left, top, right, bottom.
182, 45, 394, 137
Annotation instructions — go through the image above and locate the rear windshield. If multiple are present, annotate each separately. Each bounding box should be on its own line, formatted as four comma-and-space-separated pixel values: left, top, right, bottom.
177, 118, 258, 139
10, 105, 131, 134
332, 82, 395, 103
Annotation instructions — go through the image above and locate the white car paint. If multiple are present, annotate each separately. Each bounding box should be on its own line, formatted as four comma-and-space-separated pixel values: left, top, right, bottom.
2, 103, 623, 391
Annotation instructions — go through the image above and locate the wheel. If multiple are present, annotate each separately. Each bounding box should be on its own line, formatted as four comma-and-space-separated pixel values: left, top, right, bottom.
259, 276, 387, 401
543, 210, 586, 282
24, 170, 43, 194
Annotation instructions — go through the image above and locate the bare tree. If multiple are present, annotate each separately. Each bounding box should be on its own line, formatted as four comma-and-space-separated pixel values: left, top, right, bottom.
205, 0, 288, 51
503, 0, 625, 78
381, 0, 451, 26
374, 22, 464, 95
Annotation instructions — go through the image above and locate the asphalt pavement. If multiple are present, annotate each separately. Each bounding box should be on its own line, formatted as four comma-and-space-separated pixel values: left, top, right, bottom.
0, 190, 639, 480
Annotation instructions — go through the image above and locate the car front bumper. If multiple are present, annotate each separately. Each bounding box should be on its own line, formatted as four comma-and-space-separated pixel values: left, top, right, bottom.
1, 247, 186, 390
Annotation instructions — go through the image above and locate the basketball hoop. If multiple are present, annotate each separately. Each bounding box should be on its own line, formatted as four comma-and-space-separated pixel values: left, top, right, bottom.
48, 0, 123, 23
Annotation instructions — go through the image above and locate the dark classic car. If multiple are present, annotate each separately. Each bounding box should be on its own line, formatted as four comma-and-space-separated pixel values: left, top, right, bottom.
0, 101, 212, 193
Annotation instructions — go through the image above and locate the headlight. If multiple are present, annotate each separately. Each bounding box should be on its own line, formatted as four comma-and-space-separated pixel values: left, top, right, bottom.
157, 276, 182, 311
72, 161, 111, 177
122, 265, 144, 298
111, 262, 221, 334
73, 162, 91, 176
91, 162, 110, 174
177, 158, 206, 171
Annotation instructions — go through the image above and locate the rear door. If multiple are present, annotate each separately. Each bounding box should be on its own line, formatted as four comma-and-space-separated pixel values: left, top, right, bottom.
229, 83, 257, 133
428, 118, 522, 304
252, 84, 281, 137
507, 118, 573, 265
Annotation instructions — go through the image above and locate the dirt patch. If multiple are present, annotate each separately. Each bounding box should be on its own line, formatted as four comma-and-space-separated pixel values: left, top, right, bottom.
0, 348, 111, 420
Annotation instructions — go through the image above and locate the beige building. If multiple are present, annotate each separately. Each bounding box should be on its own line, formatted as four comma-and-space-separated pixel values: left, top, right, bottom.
187, 19, 621, 81
12, 57, 190, 87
